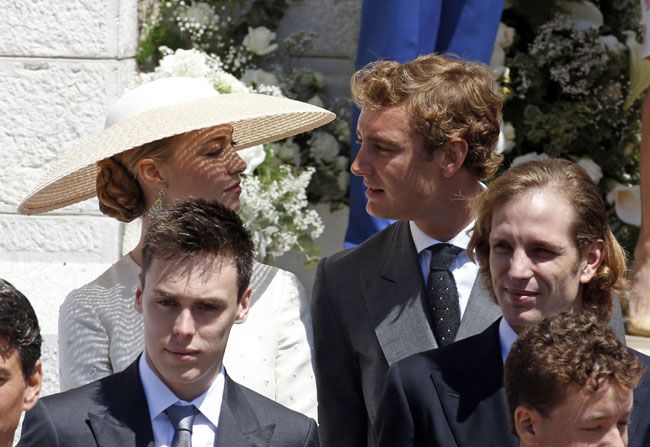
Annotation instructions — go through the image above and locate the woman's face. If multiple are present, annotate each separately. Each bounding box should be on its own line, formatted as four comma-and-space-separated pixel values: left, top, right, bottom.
161, 125, 246, 212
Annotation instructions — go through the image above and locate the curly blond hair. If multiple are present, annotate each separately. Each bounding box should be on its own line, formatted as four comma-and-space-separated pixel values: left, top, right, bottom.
351, 53, 502, 179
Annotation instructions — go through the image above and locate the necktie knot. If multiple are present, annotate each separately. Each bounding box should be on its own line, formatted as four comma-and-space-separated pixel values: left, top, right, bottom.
165, 404, 197, 447
428, 243, 463, 270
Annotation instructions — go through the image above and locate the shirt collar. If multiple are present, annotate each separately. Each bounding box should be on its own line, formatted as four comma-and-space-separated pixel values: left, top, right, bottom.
409, 220, 474, 255
498, 318, 519, 364
138, 353, 225, 429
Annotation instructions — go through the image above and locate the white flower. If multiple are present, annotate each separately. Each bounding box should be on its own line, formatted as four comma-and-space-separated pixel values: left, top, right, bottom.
607, 183, 641, 226
598, 35, 625, 54
496, 122, 516, 154
238, 145, 266, 174
275, 140, 301, 163
490, 46, 506, 70
212, 71, 249, 93
337, 171, 350, 192
560, 1, 603, 31
511, 152, 549, 166
243, 26, 278, 56
624, 31, 650, 109
495, 23, 516, 49
577, 157, 603, 184
156, 48, 215, 79
334, 155, 349, 171
312, 72, 327, 90
179, 2, 219, 28
309, 131, 340, 164
307, 95, 324, 108
241, 68, 279, 87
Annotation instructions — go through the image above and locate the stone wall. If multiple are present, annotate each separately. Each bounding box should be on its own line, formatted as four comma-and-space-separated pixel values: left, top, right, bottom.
1, 0, 359, 398
1, 0, 139, 397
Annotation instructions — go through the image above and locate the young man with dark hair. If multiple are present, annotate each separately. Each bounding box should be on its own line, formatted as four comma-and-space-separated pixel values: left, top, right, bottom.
0, 278, 42, 447
506, 312, 644, 447
19, 198, 318, 447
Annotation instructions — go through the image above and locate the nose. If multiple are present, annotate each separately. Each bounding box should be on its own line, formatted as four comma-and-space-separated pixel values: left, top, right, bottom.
609, 426, 628, 447
508, 249, 534, 281
230, 150, 247, 175
173, 308, 196, 338
350, 141, 371, 177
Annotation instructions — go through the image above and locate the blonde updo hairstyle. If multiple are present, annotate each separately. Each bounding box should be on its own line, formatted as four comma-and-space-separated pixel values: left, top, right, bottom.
96, 135, 176, 222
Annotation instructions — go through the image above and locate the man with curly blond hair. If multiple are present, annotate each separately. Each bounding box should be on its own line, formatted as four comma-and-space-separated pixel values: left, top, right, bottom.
506, 312, 646, 447
311, 52, 504, 447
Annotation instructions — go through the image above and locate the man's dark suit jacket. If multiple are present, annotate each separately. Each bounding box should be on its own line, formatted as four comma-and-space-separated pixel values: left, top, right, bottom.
18, 358, 319, 447
311, 221, 503, 447
374, 319, 650, 447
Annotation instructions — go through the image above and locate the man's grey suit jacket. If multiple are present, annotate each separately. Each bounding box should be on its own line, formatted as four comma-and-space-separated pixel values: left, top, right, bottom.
18, 358, 319, 447
311, 221, 502, 447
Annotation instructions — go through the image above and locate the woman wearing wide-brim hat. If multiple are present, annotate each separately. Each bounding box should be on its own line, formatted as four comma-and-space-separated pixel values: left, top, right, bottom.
19, 76, 335, 419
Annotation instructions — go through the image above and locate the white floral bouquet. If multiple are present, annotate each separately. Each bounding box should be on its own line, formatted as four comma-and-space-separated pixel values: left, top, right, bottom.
493, 0, 644, 250
239, 154, 324, 265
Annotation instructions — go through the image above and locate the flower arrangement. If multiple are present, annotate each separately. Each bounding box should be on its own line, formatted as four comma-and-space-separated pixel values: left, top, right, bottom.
138, 0, 351, 205
493, 0, 644, 251
136, 0, 351, 263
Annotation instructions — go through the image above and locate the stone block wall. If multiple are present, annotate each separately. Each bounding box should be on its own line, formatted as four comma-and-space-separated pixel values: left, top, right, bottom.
1, 0, 359, 401
0, 0, 139, 397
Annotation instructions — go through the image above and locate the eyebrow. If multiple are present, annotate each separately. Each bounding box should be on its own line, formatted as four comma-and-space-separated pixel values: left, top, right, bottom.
357, 131, 402, 148
152, 288, 226, 304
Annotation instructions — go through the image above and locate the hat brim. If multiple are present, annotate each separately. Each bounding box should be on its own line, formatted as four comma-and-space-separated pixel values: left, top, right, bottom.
18, 93, 335, 214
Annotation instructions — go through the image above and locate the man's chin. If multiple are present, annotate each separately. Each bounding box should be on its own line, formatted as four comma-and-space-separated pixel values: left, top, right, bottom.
366, 203, 399, 220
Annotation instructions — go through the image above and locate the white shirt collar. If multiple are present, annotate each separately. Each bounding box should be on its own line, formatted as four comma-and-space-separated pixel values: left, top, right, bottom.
409, 220, 474, 255
498, 318, 519, 364
138, 353, 225, 429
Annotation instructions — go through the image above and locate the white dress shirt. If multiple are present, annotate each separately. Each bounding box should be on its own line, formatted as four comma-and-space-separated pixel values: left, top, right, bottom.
498, 318, 519, 364
139, 354, 225, 447
409, 220, 479, 318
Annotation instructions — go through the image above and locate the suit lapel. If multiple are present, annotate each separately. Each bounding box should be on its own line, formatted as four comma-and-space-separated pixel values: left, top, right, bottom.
363, 221, 438, 366
628, 350, 650, 444
455, 274, 501, 341
87, 358, 154, 447
215, 376, 275, 447
431, 322, 517, 447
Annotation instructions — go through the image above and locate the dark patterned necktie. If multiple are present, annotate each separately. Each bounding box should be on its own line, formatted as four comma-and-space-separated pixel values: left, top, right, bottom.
165, 404, 198, 447
427, 243, 463, 347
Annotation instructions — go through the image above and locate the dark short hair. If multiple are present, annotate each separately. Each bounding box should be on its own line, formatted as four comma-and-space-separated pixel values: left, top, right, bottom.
141, 198, 254, 299
505, 312, 644, 436
351, 53, 503, 180
467, 159, 627, 322
0, 279, 42, 378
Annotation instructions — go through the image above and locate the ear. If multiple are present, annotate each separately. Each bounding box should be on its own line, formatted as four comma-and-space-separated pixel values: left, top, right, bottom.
136, 157, 167, 191
579, 239, 604, 284
514, 406, 541, 446
135, 273, 145, 314
22, 360, 42, 411
439, 138, 469, 178
234, 286, 252, 324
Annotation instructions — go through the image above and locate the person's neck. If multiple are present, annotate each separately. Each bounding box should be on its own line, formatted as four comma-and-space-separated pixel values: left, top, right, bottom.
145, 352, 219, 402
413, 180, 481, 241
128, 215, 151, 266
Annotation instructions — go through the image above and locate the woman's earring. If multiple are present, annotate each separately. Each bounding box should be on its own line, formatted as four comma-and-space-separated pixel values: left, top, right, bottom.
149, 188, 166, 214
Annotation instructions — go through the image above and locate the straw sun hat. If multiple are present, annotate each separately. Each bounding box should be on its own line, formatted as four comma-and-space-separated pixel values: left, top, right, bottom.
18, 76, 336, 214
